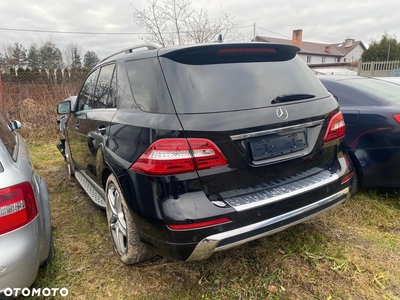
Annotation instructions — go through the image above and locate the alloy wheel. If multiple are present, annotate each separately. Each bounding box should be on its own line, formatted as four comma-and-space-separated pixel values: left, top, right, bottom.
107, 184, 128, 255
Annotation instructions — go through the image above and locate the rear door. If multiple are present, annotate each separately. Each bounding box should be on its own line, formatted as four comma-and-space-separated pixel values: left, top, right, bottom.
80, 63, 117, 186
68, 69, 100, 171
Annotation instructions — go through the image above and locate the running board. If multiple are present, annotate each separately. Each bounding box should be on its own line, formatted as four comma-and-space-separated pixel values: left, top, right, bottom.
75, 170, 106, 209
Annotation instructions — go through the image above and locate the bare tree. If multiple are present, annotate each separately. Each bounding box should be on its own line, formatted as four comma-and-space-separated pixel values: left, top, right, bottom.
131, 0, 242, 46
0, 44, 14, 71
0, 43, 27, 70
64, 42, 82, 68
131, 0, 169, 46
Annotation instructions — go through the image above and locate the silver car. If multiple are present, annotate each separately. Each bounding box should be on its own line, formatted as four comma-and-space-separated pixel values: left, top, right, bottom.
0, 111, 53, 298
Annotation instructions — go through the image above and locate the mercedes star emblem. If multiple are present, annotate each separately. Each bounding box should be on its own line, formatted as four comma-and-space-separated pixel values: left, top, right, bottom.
276, 107, 289, 120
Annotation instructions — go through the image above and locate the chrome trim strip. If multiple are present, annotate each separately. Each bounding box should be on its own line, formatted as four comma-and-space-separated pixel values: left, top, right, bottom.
229, 173, 339, 212
230, 120, 324, 141
186, 187, 349, 262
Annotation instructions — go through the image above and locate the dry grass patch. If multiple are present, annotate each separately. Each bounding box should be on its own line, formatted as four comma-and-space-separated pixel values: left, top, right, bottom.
26, 141, 400, 300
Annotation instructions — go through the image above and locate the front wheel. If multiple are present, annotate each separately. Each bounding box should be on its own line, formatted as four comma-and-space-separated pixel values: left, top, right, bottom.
65, 142, 75, 178
105, 174, 154, 264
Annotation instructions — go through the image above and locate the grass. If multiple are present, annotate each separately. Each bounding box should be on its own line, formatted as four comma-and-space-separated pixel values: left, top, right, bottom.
3, 78, 399, 300
22, 140, 400, 300
3, 81, 399, 299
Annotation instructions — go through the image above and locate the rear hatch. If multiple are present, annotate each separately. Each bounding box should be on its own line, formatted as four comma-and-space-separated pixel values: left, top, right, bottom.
158, 43, 342, 206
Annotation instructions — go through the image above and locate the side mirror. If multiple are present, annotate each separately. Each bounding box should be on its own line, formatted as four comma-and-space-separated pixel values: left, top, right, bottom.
11, 120, 22, 130
57, 101, 71, 114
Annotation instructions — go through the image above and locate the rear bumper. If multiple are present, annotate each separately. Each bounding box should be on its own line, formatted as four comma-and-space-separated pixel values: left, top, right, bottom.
135, 163, 352, 261
186, 187, 349, 261
0, 219, 41, 293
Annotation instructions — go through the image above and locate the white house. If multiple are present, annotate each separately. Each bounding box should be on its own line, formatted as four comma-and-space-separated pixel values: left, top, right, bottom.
255, 29, 366, 65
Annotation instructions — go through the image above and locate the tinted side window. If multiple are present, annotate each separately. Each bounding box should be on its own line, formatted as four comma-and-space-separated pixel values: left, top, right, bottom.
108, 68, 117, 108
0, 111, 16, 156
77, 69, 99, 111
117, 61, 137, 110
125, 58, 174, 113
93, 64, 116, 109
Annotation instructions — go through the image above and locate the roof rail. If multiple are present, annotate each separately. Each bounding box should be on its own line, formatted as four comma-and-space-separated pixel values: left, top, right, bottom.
97, 43, 163, 64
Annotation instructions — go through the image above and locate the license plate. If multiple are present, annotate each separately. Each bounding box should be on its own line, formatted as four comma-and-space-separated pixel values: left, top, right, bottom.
250, 132, 307, 160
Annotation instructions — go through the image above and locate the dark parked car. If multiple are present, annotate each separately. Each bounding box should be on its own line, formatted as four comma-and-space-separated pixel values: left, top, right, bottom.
319, 75, 400, 193
375, 76, 400, 85
57, 42, 352, 264
0, 111, 53, 298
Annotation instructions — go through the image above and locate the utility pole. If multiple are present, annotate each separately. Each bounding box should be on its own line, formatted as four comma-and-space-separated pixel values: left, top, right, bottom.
387, 45, 391, 61
253, 23, 256, 42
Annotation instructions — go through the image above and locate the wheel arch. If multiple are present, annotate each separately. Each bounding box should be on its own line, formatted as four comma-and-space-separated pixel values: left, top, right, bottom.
347, 149, 365, 189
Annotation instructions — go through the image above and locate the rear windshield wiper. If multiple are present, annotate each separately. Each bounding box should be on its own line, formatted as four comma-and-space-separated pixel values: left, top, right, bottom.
271, 94, 315, 104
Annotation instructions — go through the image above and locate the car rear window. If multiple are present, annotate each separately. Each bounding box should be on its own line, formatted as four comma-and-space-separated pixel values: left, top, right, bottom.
341, 78, 400, 102
159, 46, 329, 113
0, 111, 16, 156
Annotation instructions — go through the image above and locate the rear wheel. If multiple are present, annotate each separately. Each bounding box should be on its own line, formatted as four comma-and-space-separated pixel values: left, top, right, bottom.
350, 168, 360, 196
105, 174, 154, 264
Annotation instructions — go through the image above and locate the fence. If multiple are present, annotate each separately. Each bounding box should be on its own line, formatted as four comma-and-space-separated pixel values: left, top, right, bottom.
358, 60, 400, 77
0, 73, 4, 114
0, 70, 88, 142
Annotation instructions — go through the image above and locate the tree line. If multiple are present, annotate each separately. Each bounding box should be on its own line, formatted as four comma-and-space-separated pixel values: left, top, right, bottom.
0, 40, 100, 76
361, 34, 400, 62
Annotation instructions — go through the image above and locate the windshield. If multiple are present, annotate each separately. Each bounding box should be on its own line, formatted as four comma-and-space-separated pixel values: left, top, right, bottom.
343, 78, 400, 102
160, 56, 329, 113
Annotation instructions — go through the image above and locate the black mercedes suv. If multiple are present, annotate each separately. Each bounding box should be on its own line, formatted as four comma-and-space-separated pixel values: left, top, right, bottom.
57, 42, 353, 264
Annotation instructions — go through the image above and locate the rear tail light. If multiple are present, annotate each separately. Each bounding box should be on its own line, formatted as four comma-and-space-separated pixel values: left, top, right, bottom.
341, 154, 354, 184
393, 114, 400, 124
0, 182, 38, 235
131, 138, 228, 176
167, 217, 231, 230
323, 111, 346, 143
341, 171, 354, 184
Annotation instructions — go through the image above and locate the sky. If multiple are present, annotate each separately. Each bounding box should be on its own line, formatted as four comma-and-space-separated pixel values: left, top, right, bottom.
1, 0, 399, 60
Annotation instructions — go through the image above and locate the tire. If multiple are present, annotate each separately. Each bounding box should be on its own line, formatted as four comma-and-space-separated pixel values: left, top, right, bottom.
40, 232, 55, 268
105, 174, 154, 264
350, 168, 360, 196
65, 142, 75, 178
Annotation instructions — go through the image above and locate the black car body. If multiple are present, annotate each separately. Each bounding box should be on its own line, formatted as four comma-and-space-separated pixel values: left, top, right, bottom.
57, 43, 352, 263
319, 75, 400, 192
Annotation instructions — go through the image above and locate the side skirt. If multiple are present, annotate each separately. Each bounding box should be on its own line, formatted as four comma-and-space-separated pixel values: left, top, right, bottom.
75, 170, 106, 209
